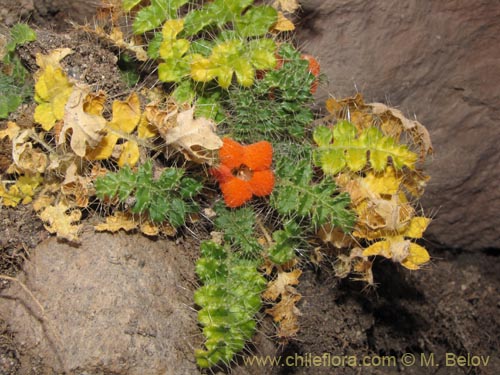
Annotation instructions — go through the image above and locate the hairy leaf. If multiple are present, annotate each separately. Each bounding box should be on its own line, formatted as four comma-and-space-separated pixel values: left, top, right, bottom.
96, 161, 201, 226
234, 6, 277, 37
314, 120, 418, 174
214, 204, 263, 258
267, 220, 302, 265
271, 159, 355, 230
132, 0, 189, 34
194, 241, 266, 368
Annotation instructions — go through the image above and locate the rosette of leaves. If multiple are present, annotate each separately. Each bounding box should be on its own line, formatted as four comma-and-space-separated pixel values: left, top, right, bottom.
271, 157, 355, 231
95, 160, 202, 226
138, 0, 277, 88
155, 21, 277, 89
194, 241, 267, 368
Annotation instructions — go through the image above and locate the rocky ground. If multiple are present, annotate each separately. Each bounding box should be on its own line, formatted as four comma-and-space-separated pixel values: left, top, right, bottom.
0, 1, 499, 374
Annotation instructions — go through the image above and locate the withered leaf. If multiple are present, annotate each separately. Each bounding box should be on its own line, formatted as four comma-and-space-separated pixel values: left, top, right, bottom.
59, 85, 106, 157
161, 107, 222, 164
39, 201, 82, 242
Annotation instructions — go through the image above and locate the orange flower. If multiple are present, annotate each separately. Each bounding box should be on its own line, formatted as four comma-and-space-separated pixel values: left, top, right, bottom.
210, 138, 275, 208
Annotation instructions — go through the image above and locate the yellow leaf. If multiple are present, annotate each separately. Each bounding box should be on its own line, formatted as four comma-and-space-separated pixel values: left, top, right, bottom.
137, 221, 174, 236
0, 122, 20, 140
85, 133, 120, 160
95, 211, 138, 232
17, 174, 43, 204
0, 184, 21, 207
86, 93, 142, 161
140, 221, 159, 236
401, 243, 430, 270
0, 174, 43, 207
34, 65, 74, 131
117, 141, 140, 167
405, 217, 431, 239
190, 55, 217, 83
83, 90, 106, 115
162, 19, 184, 40
362, 239, 393, 259
59, 85, 106, 157
362, 167, 401, 196
137, 115, 157, 139
35, 48, 73, 70
272, 12, 295, 32
160, 107, 222, 164
108, 92, 141, 133
39, 201, 82, 242
363, 235, 430, 270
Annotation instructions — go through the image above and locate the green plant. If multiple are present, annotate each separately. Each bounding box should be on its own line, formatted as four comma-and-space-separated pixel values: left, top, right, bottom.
95, 160, 202, 226
214, 204, 262, 257
0, 23, 36, 118
313, 120, 418, 175
194, 240, 266, 368
0, 1, 434, 371
271, 157, 355, 230
227, 43, 315, 142
126, 0, 189, 34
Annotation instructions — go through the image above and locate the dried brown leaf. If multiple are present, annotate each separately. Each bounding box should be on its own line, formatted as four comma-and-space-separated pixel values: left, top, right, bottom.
59, 85, 106, 157
160, 107, 222, 164
39, 201, 82, 242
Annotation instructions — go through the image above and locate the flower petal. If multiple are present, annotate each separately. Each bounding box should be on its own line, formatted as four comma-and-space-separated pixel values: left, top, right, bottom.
210, 164, 233, 184
220, 178, 253, 208
220, 138, 245, 169
249, 170, 275, 197
243, 141, 273, 171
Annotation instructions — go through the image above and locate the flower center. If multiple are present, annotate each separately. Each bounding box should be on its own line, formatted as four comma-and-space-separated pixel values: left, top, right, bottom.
233, 165, 253, 181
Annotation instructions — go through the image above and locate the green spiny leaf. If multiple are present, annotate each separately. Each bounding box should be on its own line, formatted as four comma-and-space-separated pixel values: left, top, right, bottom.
268, 220, 302, 264
271, 158, 355, 230
214, 204, 262, 257
132, 0, 189, 34
95, 161, 200, 226
234, 5, 277, 37
158, 57, 190, 82
183, 0, 253, 36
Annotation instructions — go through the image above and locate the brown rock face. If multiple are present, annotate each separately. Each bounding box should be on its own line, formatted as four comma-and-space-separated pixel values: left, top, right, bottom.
0, 233, 201, 375
296, 0, 500, 250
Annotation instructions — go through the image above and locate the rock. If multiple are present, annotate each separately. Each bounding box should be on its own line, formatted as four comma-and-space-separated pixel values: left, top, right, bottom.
0, 232, 202, 375
296, 0, 500, 250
